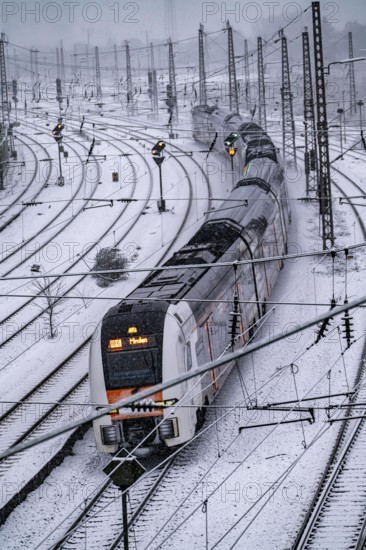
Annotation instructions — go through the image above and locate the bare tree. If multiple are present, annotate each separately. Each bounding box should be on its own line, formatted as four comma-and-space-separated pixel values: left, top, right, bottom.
72, 285, 92, 309
32, 274, 65, 339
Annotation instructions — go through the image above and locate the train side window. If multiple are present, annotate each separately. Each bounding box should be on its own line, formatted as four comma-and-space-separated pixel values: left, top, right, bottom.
186, 342, 193, 371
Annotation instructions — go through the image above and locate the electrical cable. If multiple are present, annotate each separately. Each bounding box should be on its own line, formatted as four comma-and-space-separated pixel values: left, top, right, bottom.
1, 241, 365, 281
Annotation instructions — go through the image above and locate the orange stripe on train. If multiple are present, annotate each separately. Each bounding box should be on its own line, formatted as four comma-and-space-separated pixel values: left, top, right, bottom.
107, 388, 163, 419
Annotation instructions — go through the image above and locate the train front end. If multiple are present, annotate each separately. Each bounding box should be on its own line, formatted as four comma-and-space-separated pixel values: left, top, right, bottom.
89, 301, 193, 453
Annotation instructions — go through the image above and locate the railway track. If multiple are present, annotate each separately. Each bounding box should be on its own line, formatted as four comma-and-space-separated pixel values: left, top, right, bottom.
0, 129, 148, 352
0, 135, 86, 269
49, 456, 175, 550
0, 340, 91, 522
289, 145, 366, 549
0, 134, 53, 233
0, 123, 154, 520
128, 135, 366, 550
0, 109, 206, 354
0, 116, 206, 529
292, 345, 366, 549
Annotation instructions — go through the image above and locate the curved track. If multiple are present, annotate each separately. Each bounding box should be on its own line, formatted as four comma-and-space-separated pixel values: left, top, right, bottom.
0, 134, 53, 233
289, 147, 366, 549
0, 112, 209, 527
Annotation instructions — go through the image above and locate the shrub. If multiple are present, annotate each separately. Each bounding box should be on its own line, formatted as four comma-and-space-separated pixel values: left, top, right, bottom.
92, 247, 130, 287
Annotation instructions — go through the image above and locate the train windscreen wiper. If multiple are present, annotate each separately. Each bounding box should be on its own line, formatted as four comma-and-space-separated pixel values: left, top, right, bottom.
131, 350, 157, 395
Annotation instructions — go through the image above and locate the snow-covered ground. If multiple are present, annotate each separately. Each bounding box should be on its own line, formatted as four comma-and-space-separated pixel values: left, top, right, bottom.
0, 93, 366, 550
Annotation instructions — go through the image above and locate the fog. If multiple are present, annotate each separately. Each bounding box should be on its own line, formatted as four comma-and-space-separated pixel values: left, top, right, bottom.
2, 0, 366, 50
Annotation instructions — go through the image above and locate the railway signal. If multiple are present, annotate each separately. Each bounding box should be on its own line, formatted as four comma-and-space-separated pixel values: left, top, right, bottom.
104, 448, 145, 550
224, 135, 238, 190
152, 140, 166, 212
224, 131, 239, 148
51, 123, 64, 142
151, 140, 165, 156
51, 122, 65, 186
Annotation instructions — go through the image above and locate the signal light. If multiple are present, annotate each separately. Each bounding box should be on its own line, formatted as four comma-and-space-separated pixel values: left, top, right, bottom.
151, 140, 165, 156
51, 123, 64, 142
52, 123, 64, 133
227, 147, 237, 157
224, 132, 239, 148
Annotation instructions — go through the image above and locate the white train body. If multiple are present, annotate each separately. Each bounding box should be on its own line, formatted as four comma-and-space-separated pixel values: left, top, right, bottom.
89, 112, 289, 453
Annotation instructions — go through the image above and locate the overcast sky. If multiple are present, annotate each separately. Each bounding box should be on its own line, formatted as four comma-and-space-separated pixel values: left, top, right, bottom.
2, 0, 366, 49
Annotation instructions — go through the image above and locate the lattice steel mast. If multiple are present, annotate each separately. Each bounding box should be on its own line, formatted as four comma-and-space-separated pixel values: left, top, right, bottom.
165, 0, 177, 40
114, 43, 119, 83
72, 44, 78, 83
257, 36, 266, 131
60, 41, 65, 83
0, 34, 10, 130
0, 33, 10, 188
303, 27, 318, 196
167, 38, 178, 125
94, 46, 102, 103
198, 24, 207, 106
125, 40, 134, 113
56, 47, 60, 80
348, 32, 357, 115
226, 21, 238, 113
150, 43, 158, 115
33, 48, 40, 101
244, 39, 251, 110
312, 1, 334, 248
30, 49, 35, 100
280, 31, 297, 165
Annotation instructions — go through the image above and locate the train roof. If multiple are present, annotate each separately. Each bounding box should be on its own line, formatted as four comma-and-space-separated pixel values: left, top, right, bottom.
112, 166, 283, 310
192, 104, 217, 115
238, 122, 266, 134
240, 157, 284, 187
192, 105, 243, 123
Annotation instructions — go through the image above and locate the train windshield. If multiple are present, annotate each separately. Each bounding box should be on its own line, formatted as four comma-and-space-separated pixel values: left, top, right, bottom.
105, 347, 159, 389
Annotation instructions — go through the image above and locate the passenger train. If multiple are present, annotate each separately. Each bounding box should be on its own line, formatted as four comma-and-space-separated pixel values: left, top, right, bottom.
192, 104, 278, 167
89, 107, 289, 453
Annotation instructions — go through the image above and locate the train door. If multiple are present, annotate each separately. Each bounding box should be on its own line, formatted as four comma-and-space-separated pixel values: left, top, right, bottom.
185, 340, 198, 425
204, 317, 219, 394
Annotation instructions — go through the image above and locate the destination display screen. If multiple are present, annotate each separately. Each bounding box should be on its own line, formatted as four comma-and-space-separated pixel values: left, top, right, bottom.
108, 335, 155, 351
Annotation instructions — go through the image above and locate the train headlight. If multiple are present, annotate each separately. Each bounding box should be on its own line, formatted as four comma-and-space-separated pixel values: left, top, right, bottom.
101, 425, 120, 445
158, 418, 179, 440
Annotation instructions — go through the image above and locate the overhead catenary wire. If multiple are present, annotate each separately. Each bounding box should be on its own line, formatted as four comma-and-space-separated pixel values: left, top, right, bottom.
212, 339, 366, 549
1, 293, 366, 464
2, 293, 364, 308
7, 4, 310, 107
36, 263, 365, 549
141, 251, 363, 546
1, 241, 365, 281
1, 398, 361, 411
6, 27, 366, 550
145, 330, 366, 550
40, 321, 362, 550
2, 192, 365, 208
5, 14, 366, 528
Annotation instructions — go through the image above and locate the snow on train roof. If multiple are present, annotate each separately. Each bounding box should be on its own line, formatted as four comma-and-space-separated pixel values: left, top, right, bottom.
112, 171, 283, 307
